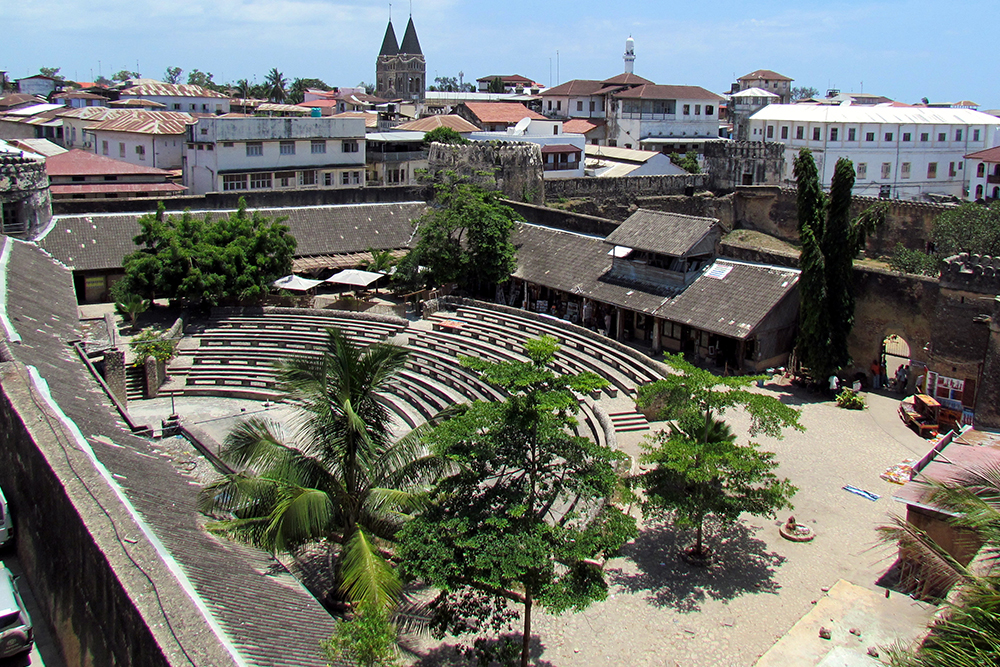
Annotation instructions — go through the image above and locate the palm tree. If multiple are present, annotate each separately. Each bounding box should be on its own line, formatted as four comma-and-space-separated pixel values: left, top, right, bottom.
200, 328, 452, 609
362, 248, 396, 274
265, 68, 287, 103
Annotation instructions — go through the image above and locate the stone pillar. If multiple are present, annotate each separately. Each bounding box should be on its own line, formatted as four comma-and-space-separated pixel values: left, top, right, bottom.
104, 349, 127, 406
616, 307, 625, 341
975, 297, 1000, 430
651, 318, 661, 353
144, 356, 159, 399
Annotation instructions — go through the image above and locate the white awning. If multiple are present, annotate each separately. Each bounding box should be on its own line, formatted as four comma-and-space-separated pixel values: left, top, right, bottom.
272, 274, 323, 291
324, 269, 385, 287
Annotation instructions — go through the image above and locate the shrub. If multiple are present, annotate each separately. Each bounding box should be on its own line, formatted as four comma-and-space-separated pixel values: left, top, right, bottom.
129, 328, 176, 366
836, 388, 866, 410
889, 243, 940, 276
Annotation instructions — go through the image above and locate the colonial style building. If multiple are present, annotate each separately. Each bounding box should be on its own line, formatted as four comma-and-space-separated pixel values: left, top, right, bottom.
964, 146, 1000, 201
376, 16, 425, 102
737, 69, 793, 104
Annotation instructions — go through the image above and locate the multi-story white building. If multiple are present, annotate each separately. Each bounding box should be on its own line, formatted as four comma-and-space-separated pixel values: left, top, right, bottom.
182, 116, 366, 195
83, 110, 194, 170
964, 146, 1000, 201
749, 104, 1000, 199
119, 83, 230, 115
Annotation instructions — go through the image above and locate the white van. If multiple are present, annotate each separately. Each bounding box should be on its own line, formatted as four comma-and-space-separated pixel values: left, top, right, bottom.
0, 487, 11, 549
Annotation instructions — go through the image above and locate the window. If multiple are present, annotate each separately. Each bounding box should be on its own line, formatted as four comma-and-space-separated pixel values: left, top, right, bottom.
101, 140, 108, 156
938, 133, 946, 142
352, 171, 361, 185
342, 140, 359, 153
766, 125, 774, 139
324, 172, 333, 187
172, 103, 181, 110
795, 126, 804, 140
902, 162, 911, 178
246, 142, 263, 156
956, 129, 963, 141
547, 101, 552, 110
276, 171, 295, 187
866, 132, 875, 141
920, 132, 929, 142
848, 128, 856, 141
884, 132, 893, 141
589, 101, 595, 112
301, 170, 316, 186
223, 141, 234, 147
927, 162, 937, 179
250, 172, 272, 189
706, 105, 714, 115
830, 128, 839, 141
207, 145, 213, 151
812, 127, 821, 141
200, 127, 208, 135
949, 162, 957, 177
197, 144, 204, 150
201, 104, 208, 112
576, 101, 583, 111
683, 104, 690, 115
119, 142, 126, 158
342, 171, 350, 185
903, 132, 911, 142
135, 145, 145, 160
978, 163, 986, 177
780, 126, 788, 140
311, 140, 326, 154
695, 105, 701, 115
857, 163, 867, 179
881, 162, 891, 179
556, 101, 561, 110
223, 174, 246, 191
974, 129, 981, 141
280, 141, 295, 155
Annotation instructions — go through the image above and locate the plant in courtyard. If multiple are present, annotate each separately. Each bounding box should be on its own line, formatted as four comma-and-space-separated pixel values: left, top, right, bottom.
889, 201, 1000, 276
794, 149, 885, 379
128, 328, 176, 366
200, 328, 454, 610
321, 603, 400, 667
397, 336, 637, 667
889, 243, 942, 276
634, 353, 801, 559
114, 289, 149, 328
835, 388, 867, 410
362, 247, 396, 274
669, 150, 701, 174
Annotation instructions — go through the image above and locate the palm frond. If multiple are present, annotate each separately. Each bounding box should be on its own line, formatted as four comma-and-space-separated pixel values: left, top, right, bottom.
268, 485, 337, 553
340, 528, 403, 610
877, 515, 974, 596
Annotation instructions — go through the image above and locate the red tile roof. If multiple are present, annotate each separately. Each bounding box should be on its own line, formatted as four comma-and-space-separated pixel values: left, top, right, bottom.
395, 114, 479, 133
739, 69, 793, 82
462, 102, 545, 124
297, 99, 340, 108
540, 80, 604, 97
46, 149, 176, 176
562, 118, 605, 135
476, 74, 536, 84
540, 144, 581, 154
50, 182, 186, 195
84, 110, 194, 135
331, 111, 379, 128
601, 73, 653, 86
614, 84, 724, 101
965, 146, 1000, 163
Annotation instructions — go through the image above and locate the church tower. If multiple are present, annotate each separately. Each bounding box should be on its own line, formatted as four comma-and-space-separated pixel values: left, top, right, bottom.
375, 13, 425, 102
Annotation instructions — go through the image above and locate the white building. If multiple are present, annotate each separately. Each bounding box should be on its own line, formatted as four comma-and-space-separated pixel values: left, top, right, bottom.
59, 107, 125, 150
16, 75, 58, 98
728, 87, 779, 141
183, 116, 367, 195
964, 146, 1000, 201
749, 104, 1000, 199
119, 83, 230, 115
83, 111, 194, 170
470, 119, 585, 179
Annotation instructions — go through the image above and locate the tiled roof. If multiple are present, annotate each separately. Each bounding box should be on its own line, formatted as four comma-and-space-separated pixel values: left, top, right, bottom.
40, 202, 427, 272
965, 146, 1000, 162
476, 74, 536, 84
604, 209, 720, 257
0, 93, 47, 110
462, 102, 545, 124
0, 239, 339, 666
45, 149, 175, 176
394, 114, 479, 133
613, 84, 725, 101
50, 183, 186, 195
601, 73, 654, 86
84, 110, 195, 135
540, 144, 581, 153
562, 118, 605, 134
121, 83, 230, 99
739, 69, 793, 82
540, 80, 604, 97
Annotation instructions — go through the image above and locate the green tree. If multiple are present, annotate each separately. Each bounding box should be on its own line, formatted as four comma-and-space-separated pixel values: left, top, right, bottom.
888, 244, 941, 276
265, 68, 288, 102
422, 126, 468, 146
361, 247, 396, 274
487, 76, 505, 93
401, 177, 517, 293
112, 70, 140, 82
39, 67, 68, 85
398, 336, 637, 667
163, 66, 183, 84
932, 201, 1000, 258
120, 198, 296, 306
790, 86, 819, 101
94, 75, 112, 87
321, 604, 400, 667
201, 329, 454, 608
287, 77, 331, 104
114, 291, 149, 328
358, 81, 376, 95
634, 354, 801, 558
186, 69, 222, 92
669, 150, 701, 174
128, 328, 177, 366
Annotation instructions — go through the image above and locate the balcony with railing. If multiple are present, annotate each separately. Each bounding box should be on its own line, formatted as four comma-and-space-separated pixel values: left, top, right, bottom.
367, 150, 428, 163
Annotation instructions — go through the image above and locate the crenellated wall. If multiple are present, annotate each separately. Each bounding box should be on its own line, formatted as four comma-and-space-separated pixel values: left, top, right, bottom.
0, 153, 52, 238
939, 253, 1000, 294
543, 172, 706, 202
427, 141, 545, 203
703, 140, 785, 191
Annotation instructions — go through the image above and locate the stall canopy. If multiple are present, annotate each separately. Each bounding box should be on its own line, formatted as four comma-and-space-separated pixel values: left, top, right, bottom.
325, 269, 385, 287
272, 274, 323, 291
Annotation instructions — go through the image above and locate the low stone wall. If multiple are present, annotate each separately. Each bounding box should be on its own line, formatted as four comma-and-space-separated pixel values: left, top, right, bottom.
211, 305, 408, 327
718, 240, 799, 268
503, 200, 619, 237
544, 173, 707, 201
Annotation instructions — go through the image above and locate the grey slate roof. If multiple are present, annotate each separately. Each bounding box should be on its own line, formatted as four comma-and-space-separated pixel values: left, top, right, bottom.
379, 20, 399, 56
603, 209, 719, 257
39, 202, 426, 272
400, 17, 423, 55
1, 238, 338, 666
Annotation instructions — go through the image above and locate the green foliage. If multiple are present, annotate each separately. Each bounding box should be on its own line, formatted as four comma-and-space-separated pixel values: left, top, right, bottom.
422, 126, 469, 146
94, 75, 111, 87
39, 67, 64, 81
187, 69, 223, 92
790, 86, 819, 101
120, 198, 296, 306
358, 81, 376, 95
265, 68, 288, 102
115, 292, 149, 326
397, 337, 637, 665
200, 329, 454, 609
487, 77, 505, 93
128, 328, 176, 365
835, 388, 866, 410
889, 243, 940, 276
400, 177, 517, 292
321, 604, 400, 667
429, 76, 474, 93
288, 77, 330, 104
933, 201, 1000, 258
163, 67, 182, 85
669, 150, 701, 174
362, 247, 396, 274
112, 70, 140, 82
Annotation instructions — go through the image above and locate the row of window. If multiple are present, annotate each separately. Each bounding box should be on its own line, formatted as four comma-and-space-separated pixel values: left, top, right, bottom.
101, 140, 146, 159
171, 102, 223, 112
221, 169, 363, 191
766, 125, 981, 143
853, 161, 961, 180
239, 139, 359, 157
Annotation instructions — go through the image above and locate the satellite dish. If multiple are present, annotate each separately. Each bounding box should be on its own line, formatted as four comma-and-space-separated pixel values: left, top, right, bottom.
513, 117, 531, 136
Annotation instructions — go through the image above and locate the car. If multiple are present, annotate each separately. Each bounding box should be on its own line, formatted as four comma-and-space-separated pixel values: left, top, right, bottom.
0, 565, 33, 659
0, 487, 10, 550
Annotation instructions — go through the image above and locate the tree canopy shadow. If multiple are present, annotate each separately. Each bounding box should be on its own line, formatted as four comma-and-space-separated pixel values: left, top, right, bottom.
607, 518, 786, 612
405, 633, 556, 667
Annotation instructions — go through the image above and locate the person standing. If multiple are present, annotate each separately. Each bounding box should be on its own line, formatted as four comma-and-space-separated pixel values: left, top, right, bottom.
870, 359, 881, 390
828, 374, 840, 395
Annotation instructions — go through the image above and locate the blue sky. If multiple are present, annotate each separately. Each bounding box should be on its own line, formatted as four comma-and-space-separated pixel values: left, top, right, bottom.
2, 0, 996, 108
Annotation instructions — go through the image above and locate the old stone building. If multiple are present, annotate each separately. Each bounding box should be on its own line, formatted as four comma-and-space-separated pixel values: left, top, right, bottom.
375, 15, 425, 102
0, 150, 51, 237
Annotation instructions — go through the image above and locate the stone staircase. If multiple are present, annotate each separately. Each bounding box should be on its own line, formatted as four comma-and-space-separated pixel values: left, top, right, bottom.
607, 410, 649, 432
125, 364, 146, 402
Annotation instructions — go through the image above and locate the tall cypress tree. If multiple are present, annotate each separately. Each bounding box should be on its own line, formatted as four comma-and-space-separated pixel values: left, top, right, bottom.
796, 224, 830, 375
822, 158, 857, 371
794, 148, 825, 236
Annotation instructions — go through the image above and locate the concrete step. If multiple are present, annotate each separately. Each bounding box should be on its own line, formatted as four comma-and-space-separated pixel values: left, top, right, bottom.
607, 410, 649, 432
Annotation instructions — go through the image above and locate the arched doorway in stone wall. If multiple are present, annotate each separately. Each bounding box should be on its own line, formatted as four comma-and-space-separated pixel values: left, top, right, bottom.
882, 334, 911, 390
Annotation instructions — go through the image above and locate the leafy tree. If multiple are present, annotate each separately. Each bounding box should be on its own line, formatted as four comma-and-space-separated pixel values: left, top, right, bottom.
287, 77, 331, 104
358, 81, 376, 95
201, 329, 454, 609
186, 69, 222, 92
120, 198, 296, 306
669, 150, 701, 174
790, 86, 819, 101
112, 70, 140, 82
487, 76, 505, 93
398, 336, 637, 667
321, 604, 400, 667
793, 150, 885, 378
39, 67, 68, 86
265, 68, 288, 103
634, 354, 801, 558
115, 291, 149, 328
94, 75, 112, 87
889, 243, 941, 276
401, 177, 517, 294
163, 66, 183, 84
361, 247, 396, 274
422, 126, 468, 146
429, 76, 471, 92
932, 201, 1000, 258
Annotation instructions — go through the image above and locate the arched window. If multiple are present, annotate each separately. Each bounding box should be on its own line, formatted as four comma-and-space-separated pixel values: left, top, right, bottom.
977, 163, 985, 177
976, 184, 984, 198
993, 186, 999, 199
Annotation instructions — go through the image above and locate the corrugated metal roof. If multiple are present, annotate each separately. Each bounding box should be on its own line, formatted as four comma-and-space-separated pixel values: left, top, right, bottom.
731, 87, 779, 98
8, 103, 65, 116
50, 182, 186, 194
121, 83, 229, 99
84, 110, 195, 135
750, 104, 1000, 125
46, 149, 175, 176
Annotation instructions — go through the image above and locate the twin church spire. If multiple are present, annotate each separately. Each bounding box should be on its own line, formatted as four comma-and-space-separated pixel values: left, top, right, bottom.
376, 10, 425, 101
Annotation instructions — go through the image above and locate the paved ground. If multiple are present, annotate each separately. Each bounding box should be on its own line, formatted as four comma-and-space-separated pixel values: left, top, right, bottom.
0, 556, 66, 667
128, 368, 938, 667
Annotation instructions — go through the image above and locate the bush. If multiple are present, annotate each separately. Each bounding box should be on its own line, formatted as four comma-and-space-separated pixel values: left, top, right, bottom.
888, 243, 939, 276
836, 388, 866, 410
129, 328, 176, 366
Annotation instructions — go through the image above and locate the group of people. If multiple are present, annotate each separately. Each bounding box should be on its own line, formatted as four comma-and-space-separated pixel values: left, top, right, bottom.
827, 360, 911, 396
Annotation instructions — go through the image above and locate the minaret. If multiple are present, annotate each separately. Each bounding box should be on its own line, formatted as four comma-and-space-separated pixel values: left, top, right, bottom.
623, 36, 635, 74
